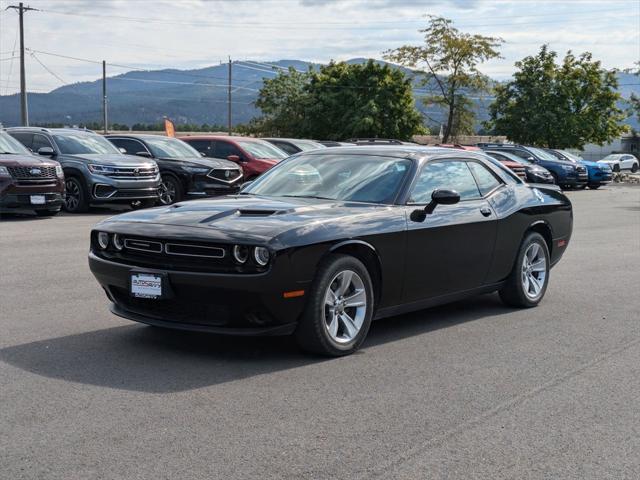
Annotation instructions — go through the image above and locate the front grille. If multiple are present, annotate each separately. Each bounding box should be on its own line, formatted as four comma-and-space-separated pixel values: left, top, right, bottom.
207, 168, 243, 183
110, 188, 159, 199
7, 166, 57, 179
102, 167, 157, 179
124, 238, 163, 253
576, 166, 587, 174
165, 243, 225, 258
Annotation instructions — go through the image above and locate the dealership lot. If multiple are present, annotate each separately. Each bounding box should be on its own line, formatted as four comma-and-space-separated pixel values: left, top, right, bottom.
1, 186, 639, 479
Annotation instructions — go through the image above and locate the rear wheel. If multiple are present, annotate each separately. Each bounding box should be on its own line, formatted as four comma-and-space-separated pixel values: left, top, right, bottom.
500, 232, 550, 308
159, 174, 183, 205
632, 163, 639, 173
295, 254, 374, 356
589, 184, 601, 190
64, 176, 89, 213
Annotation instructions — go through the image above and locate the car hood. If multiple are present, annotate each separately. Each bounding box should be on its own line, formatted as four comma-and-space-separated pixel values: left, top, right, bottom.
96, 195, 396, 247
580, 159, 601, 167
68, 153, 156, 167
158, 156, 239, 169
0, 153, 59, 167
597, 159, 618, 164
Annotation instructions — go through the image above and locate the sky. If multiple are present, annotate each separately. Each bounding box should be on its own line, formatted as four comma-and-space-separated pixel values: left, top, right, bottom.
0, 0, 638, 95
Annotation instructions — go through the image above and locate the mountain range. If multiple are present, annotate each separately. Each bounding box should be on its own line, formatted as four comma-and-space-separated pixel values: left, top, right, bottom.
0, 58, 637, 130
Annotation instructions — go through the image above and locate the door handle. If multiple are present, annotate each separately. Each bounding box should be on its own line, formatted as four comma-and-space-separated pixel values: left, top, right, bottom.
480, 207, 492, 217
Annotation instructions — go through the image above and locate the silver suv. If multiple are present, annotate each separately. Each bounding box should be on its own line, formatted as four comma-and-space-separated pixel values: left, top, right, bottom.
7, 128, 160, 213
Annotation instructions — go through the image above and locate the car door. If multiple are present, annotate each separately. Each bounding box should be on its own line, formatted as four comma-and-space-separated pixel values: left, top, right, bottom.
622, 155, 635, 169
402, 159, 498, 303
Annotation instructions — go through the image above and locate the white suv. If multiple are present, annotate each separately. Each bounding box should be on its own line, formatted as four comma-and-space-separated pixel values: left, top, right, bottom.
598, 154, 639, 173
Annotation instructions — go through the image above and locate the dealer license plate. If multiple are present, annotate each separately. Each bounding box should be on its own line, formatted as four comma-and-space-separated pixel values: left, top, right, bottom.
30, 195, 46, 205
130, 273, 162, 299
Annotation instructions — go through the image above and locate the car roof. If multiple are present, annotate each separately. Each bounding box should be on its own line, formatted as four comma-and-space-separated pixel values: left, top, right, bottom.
106, 134, 176, 140
180, 135, 265, 142
300, 145, 490, 161
6, 127, 96, 135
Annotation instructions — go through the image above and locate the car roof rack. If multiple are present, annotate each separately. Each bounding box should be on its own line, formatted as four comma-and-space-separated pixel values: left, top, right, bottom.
476, 142, 522, 148
346, 138, 405, 145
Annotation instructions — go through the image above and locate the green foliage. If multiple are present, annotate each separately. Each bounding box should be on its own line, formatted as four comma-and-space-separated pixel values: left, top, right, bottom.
384, 16, 503, 142
252, 60, 424, 140
487, 46, 628, 149
628, 62, 640, 122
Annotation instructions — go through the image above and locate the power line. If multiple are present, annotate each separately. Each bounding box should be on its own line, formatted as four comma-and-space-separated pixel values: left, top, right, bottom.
29, 52, 67, 84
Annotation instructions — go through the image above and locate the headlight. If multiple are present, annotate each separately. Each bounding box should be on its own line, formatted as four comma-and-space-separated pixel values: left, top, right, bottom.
97, 232, 110, 249
55, 165, 64, 178
113, 234, 124, 251
0, 166, 10, 177
561, 165, 574, 171
184, 166, 210, 174
88, 164, 116, 174
254, 247, 270, 266
232, 244, 249, 263
600, 164, 611, 171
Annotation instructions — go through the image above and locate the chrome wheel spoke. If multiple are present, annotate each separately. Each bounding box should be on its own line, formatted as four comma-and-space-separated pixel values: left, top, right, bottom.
339, 313, 358, 339
335, 271, 353, 296
529, 273, 542, 294
344, 288, 366, 308
530, 258, 546, 272
328, 315, 339, 338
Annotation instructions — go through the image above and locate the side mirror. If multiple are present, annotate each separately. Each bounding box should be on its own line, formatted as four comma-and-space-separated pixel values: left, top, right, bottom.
227, 154, 242, 162
200, 152, 206, 157
118, 147, 127, 154
135, 151, 153, 158
528, 156, 538, 162
410, 189, 460, 222
37, 146, 55, 156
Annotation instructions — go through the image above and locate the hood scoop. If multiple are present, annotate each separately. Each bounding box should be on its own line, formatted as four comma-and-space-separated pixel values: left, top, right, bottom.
237, 209, 278, 217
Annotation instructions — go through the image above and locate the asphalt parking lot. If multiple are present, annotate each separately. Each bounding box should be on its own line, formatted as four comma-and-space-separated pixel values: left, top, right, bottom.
1, 185, 639, 479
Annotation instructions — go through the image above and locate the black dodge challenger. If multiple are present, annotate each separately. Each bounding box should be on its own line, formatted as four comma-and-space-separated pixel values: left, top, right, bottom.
89, 146, 573, 356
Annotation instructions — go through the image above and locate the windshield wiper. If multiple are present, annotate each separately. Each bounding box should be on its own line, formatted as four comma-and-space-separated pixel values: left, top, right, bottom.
280, 194, 334, 200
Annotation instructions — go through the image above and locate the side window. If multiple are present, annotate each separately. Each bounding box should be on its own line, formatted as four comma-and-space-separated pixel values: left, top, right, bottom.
213, 141, 241, 160
8, 132, 34, 150
509, 150, 534, 161
32, 134, 54, 152
272, 141, 297, 155
109, 138, 148, 155
186, 140, 212, 155
409, 160, 481, 204
468, 161, 502, 196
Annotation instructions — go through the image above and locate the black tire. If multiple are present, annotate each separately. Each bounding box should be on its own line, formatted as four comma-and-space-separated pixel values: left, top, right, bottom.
295, 254, 374, 356
64, 176, 89, 213
159, 174, 184, 205
589, 184, 601, 190
613, 164, 620, 172
632, 163, 639, 173
499, 232, 550, 308
35, 208, 60, 217
577, 184, 587, 190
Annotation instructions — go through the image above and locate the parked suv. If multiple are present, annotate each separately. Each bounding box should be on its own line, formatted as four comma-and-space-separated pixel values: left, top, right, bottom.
545, 149, 612, 190
597, 153, 639, 173
484, 150, 555, 184
181, 136, 287, 180
106, 134, 243, 205
0, 130, 65, 216
477, 143, 587, 189
7, 128, 160, 213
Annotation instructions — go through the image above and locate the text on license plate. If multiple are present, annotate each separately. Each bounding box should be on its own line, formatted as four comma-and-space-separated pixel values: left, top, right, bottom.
30, 195, 46, 205
131, 273, 162, 298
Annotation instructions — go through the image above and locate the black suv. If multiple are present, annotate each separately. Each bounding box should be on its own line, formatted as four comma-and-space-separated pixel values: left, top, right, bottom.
7, 128, 160, 212
106, 135, 243, 205
477, 144, 587, 189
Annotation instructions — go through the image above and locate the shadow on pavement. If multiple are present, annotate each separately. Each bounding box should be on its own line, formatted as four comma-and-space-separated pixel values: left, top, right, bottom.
0, 293, 513, 393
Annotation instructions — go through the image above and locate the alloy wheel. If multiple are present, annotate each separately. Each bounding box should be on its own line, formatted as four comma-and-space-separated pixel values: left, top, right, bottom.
324, 269, 367, 343
521, 242, 547, 300
65, 179, 80, 211
159, 179, 176, 205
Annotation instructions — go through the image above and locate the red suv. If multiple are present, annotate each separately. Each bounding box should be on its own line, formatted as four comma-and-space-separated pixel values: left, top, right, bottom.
181, 136, 287, 180
0, 131, 65, 216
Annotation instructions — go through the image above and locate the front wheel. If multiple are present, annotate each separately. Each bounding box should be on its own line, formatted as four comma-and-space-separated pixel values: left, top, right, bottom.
64, 176, 89, 213
500, 232, 550, 308
295, 254, 374, 356
613, 164, 620, 172
589, 184, 601, 190
159, 175, 183, 205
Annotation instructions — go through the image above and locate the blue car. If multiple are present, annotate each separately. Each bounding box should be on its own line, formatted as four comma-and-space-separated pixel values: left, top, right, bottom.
546, 149, 612, 190
477, 144, 588, 190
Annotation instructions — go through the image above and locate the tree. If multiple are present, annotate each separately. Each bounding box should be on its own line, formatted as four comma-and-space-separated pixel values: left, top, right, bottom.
628, 62, 640, 122
303, 60, 424, 140
254, 67, 311, 137
252, 60, 424, 140
384, 16, 503, 143
487, 46, 628, 149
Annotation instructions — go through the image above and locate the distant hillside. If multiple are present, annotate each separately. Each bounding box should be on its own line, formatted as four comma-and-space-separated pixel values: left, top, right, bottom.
0, 59, 637, 129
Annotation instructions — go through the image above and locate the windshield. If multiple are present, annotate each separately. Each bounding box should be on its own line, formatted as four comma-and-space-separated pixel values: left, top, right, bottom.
237, 140, 288, 160
559, 150, 583, 162
53, 133, 121, 155
145, 137, 202, 158
0, 132, 31, 154
527, 147, 558, 161
293, 140, 325, 152
244, 153, 412, 204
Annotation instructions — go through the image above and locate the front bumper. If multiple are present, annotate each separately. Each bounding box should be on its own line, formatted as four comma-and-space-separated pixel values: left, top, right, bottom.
588, 170, 612, 185
0, 183, 64, 211
89, 252, 307, 335
92, 185, 160, 202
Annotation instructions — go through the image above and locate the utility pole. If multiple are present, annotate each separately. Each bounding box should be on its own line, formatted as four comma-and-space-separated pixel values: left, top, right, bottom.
7, 3, 38, 126
102, 60, 108, 134
227, 57, 232, 135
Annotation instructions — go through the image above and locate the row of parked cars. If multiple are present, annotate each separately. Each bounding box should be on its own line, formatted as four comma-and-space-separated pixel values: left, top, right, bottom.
1, 127, 637, 217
